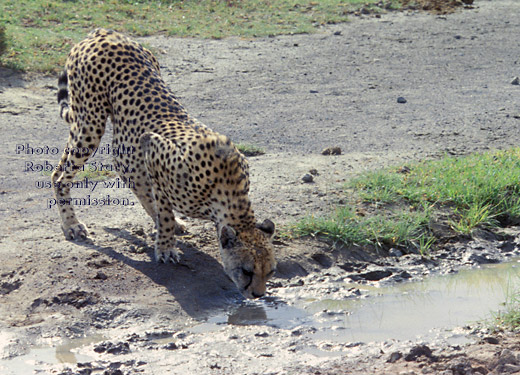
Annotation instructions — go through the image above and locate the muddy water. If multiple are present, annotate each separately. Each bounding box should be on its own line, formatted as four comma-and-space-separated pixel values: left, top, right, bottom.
1, 261, 518, 373
202, 260, 520, 343
0, 336, 101, 375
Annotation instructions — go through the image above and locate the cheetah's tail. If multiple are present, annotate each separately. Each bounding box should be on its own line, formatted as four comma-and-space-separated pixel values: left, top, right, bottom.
57, 69, 69, 120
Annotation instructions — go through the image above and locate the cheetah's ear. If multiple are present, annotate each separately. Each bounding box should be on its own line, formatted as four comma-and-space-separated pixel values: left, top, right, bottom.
256, 219, 275, 239
220, 225, 238, 249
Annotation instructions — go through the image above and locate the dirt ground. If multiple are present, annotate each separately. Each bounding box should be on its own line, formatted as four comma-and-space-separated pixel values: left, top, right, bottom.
1, 0, 520, 374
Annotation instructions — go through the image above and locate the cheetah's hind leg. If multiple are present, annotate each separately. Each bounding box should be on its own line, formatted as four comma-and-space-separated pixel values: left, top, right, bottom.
53, 71, 107, 240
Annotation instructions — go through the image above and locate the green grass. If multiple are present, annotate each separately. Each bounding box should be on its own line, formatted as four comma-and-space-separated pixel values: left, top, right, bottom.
236, 143, 265, 157
493, 292, 520, 331
291, 149, 520, 254
0, 24, 6, 56
292, 203, 436, 255
0, 0, 399, 72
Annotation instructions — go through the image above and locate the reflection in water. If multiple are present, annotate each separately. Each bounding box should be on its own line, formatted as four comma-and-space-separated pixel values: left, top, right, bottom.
227, 304, 268, 325
0, 335, 102, 375
205, 297, 309, 329
214, 260, 520, 343
54, 335, 104, 363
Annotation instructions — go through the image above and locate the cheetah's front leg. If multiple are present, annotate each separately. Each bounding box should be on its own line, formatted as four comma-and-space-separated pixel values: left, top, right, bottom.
153, 186, 182, 263
140, 132, 184, 263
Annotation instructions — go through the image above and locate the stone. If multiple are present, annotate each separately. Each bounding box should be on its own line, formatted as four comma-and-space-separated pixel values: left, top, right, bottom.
94, 271, 108, 280
511, 77, 520, 85
356, 270, 393, 281
387, 351, 402, 363
93, 341, 130, 355
404, 345, 433, 361
389, 248, 403, 257
302, 173, 314, 183
397, 96, 407, 104
482, 336, 499, 345
321, 147, 342, 155
162, 342, 179, 350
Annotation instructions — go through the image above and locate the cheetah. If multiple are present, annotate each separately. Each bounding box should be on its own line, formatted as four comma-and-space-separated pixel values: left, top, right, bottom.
52, 29, 276, 299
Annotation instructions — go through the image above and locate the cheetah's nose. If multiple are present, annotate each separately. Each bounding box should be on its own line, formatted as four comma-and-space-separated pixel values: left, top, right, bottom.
252, 291, 264, 299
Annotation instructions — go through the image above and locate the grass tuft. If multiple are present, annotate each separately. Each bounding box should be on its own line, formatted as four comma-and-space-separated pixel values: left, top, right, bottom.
291, 149, 520, 254
236, 143, 265, 157
0, 24, 6, 56
491, 289, 520, 331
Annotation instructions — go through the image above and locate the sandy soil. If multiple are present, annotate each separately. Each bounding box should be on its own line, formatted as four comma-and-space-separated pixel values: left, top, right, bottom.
1, 0, 520, 373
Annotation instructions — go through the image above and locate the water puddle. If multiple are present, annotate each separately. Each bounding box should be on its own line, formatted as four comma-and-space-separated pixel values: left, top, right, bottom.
2, 261, 519, 373
0, 335, 102, 375
198, 260, 520, 343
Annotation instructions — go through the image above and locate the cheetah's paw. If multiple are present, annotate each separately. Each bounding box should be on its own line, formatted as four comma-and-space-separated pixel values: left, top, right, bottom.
155, 247, 181, 264
62, 222, 89, 241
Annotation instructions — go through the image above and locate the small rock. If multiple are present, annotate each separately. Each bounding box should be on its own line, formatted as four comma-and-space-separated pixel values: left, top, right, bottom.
162, 342, 179, 350
450, 361, 473, 374
103, 370, 123, 375
310, 90, 319, 94
482, 336, 499, 345
499, 241, 515, 253
397, 166, 411, 174
289, 279, 305, 287
511, 77, 520, 85
356, 270, 393, 281
463, 251, 499, 265
404, 344, 433, 361
50, 251, 63, 259
291, 329, 304, 336
309, 168, 319, 176
334, 31, 342, 36
255, 332, 269, 337
321, 146, 342, 155
302, 174, 314, 183
387, 351, 402, 363
503, 363, 520, 373
94, 272, 108, 280
397, 96, 407, 104
311, 253, 333, 267
94, 341, 130, 355
389, 248, 403, 257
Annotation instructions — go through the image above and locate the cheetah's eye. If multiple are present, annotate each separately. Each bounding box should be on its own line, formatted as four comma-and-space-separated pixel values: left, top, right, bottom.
242, 268, 254, 278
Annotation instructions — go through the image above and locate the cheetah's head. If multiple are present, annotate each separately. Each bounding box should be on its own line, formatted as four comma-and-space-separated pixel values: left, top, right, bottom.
218, 219, 276, 299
